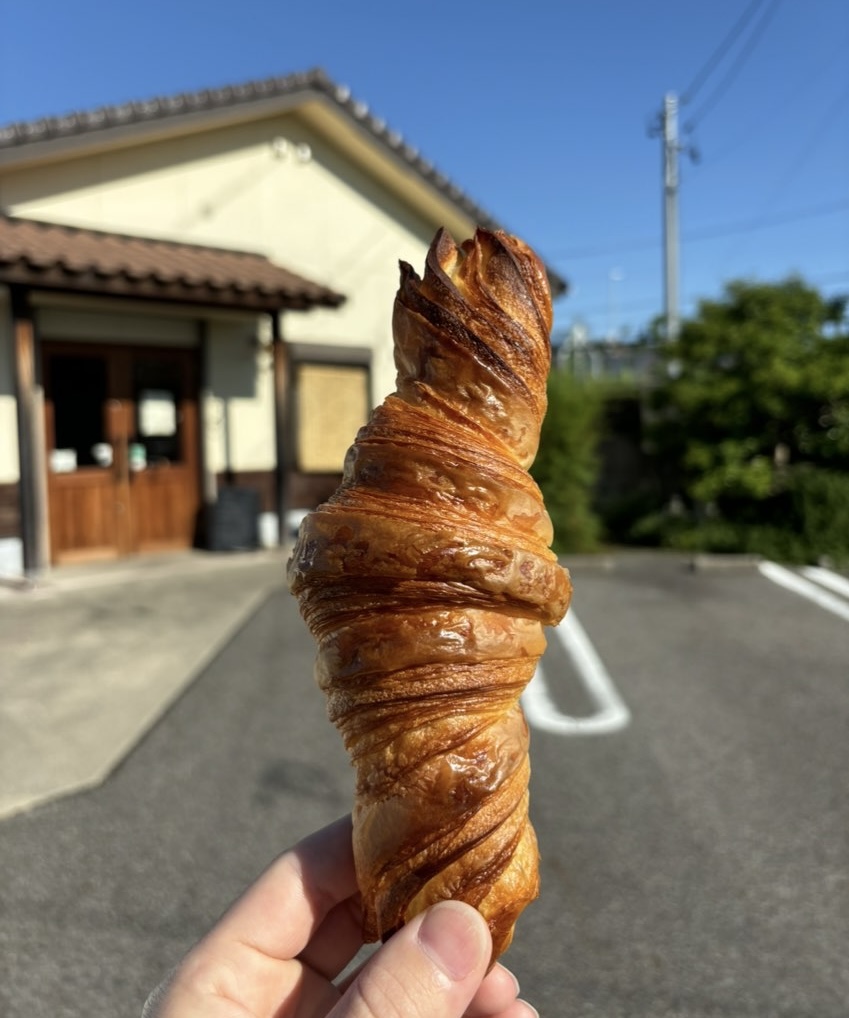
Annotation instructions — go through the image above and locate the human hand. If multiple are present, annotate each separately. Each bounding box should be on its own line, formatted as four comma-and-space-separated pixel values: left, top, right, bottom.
143, 814, 537, 1018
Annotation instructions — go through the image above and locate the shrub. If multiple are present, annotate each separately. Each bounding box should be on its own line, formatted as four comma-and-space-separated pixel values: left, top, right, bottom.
628, 277, 849, 562
630, 465, 849, 564
788, 466, 849, 564
532, 370, 604, 553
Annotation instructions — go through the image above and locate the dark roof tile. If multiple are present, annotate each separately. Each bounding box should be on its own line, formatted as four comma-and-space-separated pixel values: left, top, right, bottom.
0, 215, 345, 311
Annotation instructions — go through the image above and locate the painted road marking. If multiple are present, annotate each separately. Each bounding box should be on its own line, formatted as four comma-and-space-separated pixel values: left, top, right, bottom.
758, 561, 849, 623
801, 565, 849, 601
523, 610, 631, 736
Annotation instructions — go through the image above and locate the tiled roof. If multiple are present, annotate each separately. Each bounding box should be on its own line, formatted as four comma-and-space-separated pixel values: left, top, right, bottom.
0, 68, 567, 296
0, 215, 345, 311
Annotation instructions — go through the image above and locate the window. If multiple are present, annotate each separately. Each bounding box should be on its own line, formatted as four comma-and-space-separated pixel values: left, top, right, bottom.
50, 354, 108, 467
296, 363, 369, 472
133, 357, 183, 465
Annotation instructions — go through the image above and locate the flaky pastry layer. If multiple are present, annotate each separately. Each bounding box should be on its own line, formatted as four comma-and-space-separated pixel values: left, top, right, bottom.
288, 228, 572, 961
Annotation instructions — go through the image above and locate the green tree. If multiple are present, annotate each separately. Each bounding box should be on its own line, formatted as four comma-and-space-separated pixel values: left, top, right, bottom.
647, 277, 849, 561
532, 369, 603, 553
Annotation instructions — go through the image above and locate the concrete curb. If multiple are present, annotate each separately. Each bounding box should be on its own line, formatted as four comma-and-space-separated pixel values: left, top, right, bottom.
687, 552, 764, 571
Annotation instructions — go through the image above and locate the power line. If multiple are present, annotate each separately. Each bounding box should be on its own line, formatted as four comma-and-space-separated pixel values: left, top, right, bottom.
646, 1, 783, 342
687, 197, 849, 242
549, 198, 849, 262
684, 0, 782, 130
755, 80, 849, 219
680, 0, 767, 107
704, 31, 849, 165
718, 81, 849, 268
566, 269, 849, 325
567, 296, 659, 317
551, 235, 658, 261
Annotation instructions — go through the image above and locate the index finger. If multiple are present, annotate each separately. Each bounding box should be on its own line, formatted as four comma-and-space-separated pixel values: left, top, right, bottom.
203, 813, 359, 962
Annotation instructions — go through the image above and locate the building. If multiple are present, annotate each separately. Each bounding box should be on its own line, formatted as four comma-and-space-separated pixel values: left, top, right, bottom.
554, 323, 657, 383
0, 69, 566, 576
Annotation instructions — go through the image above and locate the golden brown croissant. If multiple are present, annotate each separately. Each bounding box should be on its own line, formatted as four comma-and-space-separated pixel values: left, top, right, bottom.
287, 227, 572, 961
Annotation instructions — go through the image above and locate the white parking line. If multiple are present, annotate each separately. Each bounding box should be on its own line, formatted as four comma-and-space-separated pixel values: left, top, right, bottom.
522, 611, 631, 736
801, 565, 849, 601
758, 561, 849, 623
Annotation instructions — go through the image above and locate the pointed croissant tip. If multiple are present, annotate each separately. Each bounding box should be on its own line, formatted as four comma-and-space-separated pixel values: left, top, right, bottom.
427, 227, 552, 319
430, 226, 547, 277
423, 226, 529, 272
429, 225, 523, 256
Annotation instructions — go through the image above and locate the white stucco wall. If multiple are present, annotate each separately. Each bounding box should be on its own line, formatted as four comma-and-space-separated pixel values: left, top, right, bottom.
1, 110, 448, 405
205, 317, 276, 475
0, 289, 22, 574
0, 290, 20, 485
36, 302, 198, 346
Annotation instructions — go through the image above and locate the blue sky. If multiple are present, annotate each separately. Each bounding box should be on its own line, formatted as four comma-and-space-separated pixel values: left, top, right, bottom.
1, 0, 846, 341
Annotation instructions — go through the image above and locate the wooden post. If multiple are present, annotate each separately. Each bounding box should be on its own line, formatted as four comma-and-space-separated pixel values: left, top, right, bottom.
271, 311, 290, 548
30, 385, 50, 568
11, 286, 48, 575
194, 321, 216, 545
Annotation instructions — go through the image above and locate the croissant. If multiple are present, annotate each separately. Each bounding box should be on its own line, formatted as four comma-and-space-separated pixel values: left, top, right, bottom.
287, 227, 572, 962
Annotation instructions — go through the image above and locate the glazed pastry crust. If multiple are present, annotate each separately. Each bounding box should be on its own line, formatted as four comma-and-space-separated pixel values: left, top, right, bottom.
288, 228, 572, 961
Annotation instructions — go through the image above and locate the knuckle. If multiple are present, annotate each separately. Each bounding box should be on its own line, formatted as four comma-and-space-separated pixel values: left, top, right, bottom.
346, 962, 428, 1018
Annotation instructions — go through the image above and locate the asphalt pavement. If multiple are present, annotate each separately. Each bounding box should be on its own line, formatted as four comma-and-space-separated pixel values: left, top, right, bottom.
0, 550, 285, 820
1, 550, 847, 1018
518, 553, 849, 1017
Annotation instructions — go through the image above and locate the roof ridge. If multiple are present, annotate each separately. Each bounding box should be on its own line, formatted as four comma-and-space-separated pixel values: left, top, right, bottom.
0, 68, 567, 294
0, 67, 498, 230
0, 68, 329, 145
0, 68, 496, 228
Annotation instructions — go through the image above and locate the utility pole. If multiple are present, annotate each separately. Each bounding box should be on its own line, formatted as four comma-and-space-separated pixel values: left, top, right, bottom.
662, 92, 681, 343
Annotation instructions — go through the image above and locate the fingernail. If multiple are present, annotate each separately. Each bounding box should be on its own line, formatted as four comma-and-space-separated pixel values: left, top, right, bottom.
416, 901, 489, 982
518, 1001, 540, 1018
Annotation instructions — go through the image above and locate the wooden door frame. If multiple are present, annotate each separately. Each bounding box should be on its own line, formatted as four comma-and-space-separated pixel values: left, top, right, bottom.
41, 340, 202, 564
126, 344, 201, 554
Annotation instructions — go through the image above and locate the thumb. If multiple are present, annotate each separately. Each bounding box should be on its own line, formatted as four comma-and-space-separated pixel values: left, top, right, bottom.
333, 900, 492, 1018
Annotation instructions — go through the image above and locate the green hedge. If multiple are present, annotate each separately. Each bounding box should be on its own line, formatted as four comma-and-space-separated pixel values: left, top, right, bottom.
531, 370, 604, 553
787, 466, 849, 564
631, 465, 849, 564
